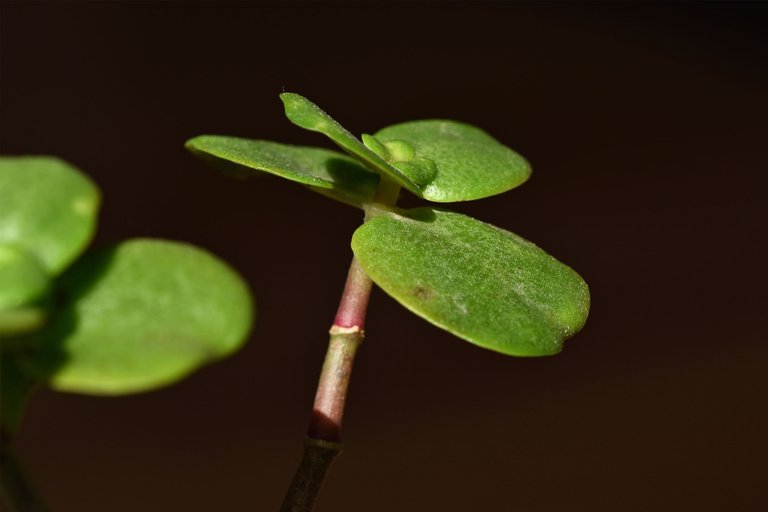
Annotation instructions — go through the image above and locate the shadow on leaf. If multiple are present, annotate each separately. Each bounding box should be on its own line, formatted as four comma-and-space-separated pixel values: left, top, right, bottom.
23, 246, 117, 382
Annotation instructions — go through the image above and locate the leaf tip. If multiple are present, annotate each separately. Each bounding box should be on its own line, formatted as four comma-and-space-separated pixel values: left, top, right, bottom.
279, 91, 310, 112
184, 135, 202, 149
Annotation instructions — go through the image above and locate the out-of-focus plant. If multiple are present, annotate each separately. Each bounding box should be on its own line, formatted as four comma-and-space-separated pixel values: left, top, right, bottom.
0, 156, 254, 511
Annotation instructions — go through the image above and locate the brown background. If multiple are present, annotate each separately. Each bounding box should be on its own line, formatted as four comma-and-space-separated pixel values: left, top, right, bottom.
2, 2, 767, 511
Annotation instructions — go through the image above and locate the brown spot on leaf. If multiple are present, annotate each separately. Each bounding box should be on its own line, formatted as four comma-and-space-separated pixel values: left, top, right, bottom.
411, 285, 433, 301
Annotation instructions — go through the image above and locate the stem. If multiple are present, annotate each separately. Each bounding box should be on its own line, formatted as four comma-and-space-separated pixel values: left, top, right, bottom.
1, 431, 47, 512
332, 258, 373, 332
281, 258, 370, 512
281, 179, 400, 511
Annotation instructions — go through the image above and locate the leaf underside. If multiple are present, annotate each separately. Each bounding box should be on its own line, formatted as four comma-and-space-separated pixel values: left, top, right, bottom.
31, 239, 255, 395
186, 135, 379, 205
352, 208, 590, 356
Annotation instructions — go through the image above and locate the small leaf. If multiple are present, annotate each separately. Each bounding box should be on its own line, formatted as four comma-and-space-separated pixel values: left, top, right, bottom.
361, 134, 390, 160
280, 93, 423, 194
186, 135, 379, 205
361, 135, 437, 184
374, 120, 531, 202
352, 208, 589, 356
0, 156, 100, 275
393, 158, 438, 187
33, 239, 255, 395
382, 140, 416, 163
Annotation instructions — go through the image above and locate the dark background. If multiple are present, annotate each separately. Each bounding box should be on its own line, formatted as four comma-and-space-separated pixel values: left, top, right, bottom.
2, 2, 767, 511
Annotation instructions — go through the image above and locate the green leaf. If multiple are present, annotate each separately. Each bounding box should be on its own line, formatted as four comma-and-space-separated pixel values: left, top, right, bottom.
280, 93, 423, 194
186, 135, 379, 206
33, 239, 255, 395
352, 208, 589, 356
0, 156, 100, 275
374, 120, 531, 202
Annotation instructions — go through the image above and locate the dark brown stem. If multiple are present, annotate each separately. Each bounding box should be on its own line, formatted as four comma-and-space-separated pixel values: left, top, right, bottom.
280, 438, 342, 512
1, 431, 47, 512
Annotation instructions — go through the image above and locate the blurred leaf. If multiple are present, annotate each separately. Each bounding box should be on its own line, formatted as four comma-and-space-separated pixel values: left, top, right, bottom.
352, 208, 589, 356
34, 239, 255, 395
0, 156, 100, 275
280, 93, 423, 194
186, 136, 379, 206
374, 120, 531, 202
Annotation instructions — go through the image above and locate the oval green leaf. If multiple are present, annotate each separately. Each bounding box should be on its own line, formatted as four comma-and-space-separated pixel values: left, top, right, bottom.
352, 208, 589, 356
0, 156, 100, 275
279, 93, 423, 194
34, 239, 255, 395
186, 135, 379, 206
374, 120, 531, 202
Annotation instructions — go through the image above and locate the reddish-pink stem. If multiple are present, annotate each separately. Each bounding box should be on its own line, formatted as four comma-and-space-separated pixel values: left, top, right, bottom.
333, 257, 373, 330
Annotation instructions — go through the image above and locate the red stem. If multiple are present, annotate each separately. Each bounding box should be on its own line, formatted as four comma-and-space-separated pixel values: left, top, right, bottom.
333, 257, 373, 330
310, 257, 372, 441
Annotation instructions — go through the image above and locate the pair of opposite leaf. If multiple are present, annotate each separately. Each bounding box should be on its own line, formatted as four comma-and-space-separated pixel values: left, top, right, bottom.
0, 156, 253, 430
187, 93, 589, 358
